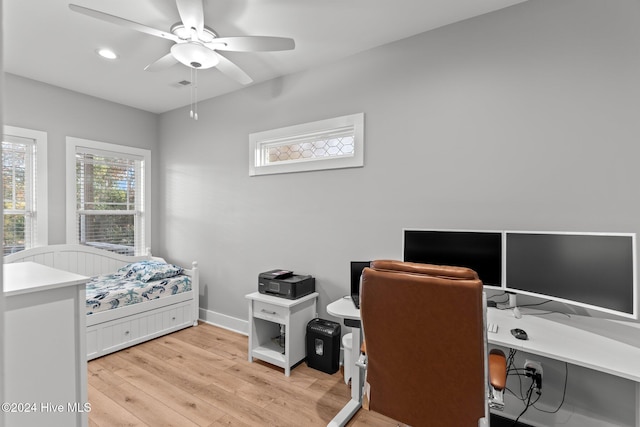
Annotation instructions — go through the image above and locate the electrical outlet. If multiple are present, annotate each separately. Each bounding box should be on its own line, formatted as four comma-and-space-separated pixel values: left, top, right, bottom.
524, 360, 543, 391
524, 360, 543, 377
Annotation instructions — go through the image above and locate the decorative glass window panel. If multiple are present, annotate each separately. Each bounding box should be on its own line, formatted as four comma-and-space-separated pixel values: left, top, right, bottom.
249, 113, 364, 176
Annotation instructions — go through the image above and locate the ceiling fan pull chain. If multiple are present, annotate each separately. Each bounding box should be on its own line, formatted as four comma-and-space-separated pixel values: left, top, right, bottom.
194, 68, 199, 120
189, 67, 194, 119
187, 67, 199, 120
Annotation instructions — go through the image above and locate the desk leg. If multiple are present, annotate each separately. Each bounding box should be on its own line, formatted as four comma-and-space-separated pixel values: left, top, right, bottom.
350, 327, 363, 401
328, 327, 363, 427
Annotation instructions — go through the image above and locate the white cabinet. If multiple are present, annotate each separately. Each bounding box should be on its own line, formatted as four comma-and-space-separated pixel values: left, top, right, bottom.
3, 262, 89, 427
246, 292, 318, 376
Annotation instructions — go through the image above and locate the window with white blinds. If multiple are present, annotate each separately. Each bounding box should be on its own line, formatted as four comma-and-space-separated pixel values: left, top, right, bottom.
2, 126, 48, 255
249, 113, 364, 176
66, 137, 150, 256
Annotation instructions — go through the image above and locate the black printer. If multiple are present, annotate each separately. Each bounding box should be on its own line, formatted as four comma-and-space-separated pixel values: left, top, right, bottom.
259, 269, 315, 299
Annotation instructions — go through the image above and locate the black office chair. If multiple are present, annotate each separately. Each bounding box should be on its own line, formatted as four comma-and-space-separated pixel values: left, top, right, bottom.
358, 260, 507, 427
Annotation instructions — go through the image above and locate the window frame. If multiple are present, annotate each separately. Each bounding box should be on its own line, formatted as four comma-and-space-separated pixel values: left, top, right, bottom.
2, 125, 48, 253
249, 113, 364, 176
66, 137, 151, 255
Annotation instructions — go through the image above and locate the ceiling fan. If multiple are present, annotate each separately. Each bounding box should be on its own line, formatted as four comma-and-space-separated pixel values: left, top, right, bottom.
68, 0, 295, 86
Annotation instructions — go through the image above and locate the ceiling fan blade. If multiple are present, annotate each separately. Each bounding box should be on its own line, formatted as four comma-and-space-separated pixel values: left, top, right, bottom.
69, 4, 179, 42
144, 53, 179, 72
214, 53, 253, 85
175, 0, 205, 38
208, 36, 295, 52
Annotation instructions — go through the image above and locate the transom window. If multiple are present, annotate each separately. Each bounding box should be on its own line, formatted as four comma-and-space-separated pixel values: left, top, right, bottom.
66, 137, 150, 256
249, 113, 364, 176
2, 126, 48, 255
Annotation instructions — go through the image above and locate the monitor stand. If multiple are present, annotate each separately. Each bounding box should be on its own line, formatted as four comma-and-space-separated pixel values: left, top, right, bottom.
508, 292, 522, 319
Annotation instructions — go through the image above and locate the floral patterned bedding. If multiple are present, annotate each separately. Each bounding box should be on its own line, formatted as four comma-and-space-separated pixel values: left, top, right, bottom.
86, 271, 192, 315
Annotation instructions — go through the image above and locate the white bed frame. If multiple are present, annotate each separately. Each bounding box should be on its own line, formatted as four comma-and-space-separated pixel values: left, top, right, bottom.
4, 244, 199, 360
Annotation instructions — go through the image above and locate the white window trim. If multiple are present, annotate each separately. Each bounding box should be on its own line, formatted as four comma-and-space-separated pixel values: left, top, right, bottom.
249, 113, 364, 176
3, 125, 48, 247
65, 137, 151, 252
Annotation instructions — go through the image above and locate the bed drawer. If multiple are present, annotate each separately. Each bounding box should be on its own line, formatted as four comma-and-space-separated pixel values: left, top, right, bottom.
253, 300, 287, 323
87, 300, 193, 359
90, 319, 139, 356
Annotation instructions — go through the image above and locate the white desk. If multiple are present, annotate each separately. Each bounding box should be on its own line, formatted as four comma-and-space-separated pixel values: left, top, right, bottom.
488, 307, 640, 382
326, 298, 640, 427
488, 306, 640, 426
326, 297, 362, 427
4, 262, 89, 427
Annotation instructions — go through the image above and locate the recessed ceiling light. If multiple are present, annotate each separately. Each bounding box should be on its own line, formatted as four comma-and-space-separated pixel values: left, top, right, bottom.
96, 48, 118, 60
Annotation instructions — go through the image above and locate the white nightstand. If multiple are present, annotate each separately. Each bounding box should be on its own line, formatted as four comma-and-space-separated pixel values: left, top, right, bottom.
246, 291, 318, 376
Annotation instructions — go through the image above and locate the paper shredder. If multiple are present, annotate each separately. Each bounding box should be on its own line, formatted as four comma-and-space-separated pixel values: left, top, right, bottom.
306, 318, 341, 374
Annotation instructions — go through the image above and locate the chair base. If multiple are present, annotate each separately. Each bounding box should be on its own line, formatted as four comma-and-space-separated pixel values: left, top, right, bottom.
489, 387, 505, 411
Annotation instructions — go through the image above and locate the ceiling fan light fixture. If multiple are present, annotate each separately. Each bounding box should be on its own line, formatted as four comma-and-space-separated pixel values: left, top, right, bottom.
171, 42, 219, 69
96, 48, 118, 60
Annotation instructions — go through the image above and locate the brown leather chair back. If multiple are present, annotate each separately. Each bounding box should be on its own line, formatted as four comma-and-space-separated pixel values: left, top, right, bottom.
360, 260, 486, 427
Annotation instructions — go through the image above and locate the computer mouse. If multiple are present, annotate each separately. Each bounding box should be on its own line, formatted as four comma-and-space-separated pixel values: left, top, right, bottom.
510, 328, 528, 340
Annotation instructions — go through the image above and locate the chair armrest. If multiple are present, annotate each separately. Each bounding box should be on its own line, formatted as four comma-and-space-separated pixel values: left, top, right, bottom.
489, 349, 507, 390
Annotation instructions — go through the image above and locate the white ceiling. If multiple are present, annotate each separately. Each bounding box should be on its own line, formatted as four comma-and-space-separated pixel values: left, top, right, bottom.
3, 0, 526, 114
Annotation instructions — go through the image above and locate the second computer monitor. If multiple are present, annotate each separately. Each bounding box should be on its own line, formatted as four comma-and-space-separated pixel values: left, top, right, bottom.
402, 229, 502, 287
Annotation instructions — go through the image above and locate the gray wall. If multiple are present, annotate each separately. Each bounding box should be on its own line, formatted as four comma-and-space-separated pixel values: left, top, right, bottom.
158, 1, 640, 426
159, 0, 640, 320
3, 74, 159, 247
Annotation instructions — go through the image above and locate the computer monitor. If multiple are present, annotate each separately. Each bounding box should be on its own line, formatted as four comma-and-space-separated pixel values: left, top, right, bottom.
505, 231, 637, 319
402, 229, 502, 288
350, 261, 371, 308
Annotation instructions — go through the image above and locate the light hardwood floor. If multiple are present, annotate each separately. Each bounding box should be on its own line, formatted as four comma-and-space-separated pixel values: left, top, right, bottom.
87, 321, 400, 427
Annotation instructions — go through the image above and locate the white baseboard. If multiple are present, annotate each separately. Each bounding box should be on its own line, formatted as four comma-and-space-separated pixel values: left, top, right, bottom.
199, 307, 248, 336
